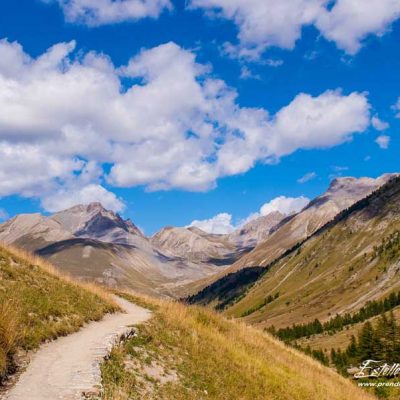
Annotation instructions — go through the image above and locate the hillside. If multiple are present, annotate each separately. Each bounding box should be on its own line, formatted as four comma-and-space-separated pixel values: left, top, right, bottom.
227, 211, 285, 248
99, 293, 374, 400
0, 243, 117, 384
217, 175, 400, 330
297, 305, 400, 352
185, 175, 393, 298
150, 226, 238, 265
0, 204, 223, 297
232, 175, 395, 271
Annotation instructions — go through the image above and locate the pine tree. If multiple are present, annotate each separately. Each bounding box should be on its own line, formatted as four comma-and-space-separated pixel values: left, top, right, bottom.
346, 335, 358, 359
358, 321, 375, 360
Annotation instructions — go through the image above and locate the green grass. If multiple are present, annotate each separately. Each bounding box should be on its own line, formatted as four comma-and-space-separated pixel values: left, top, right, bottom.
100, 293, 375, 400
0, 244, 118, 382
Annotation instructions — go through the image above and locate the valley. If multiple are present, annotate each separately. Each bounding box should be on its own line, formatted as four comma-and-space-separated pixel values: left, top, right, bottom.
1, 173, 400, 400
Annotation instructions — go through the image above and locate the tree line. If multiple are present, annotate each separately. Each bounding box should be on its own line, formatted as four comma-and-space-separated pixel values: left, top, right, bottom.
269, 291, 400, 342
332, 311, 400, 374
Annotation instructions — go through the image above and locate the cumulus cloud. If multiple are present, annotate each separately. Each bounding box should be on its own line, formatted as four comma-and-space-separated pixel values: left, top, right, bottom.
43, 0, 172, 26
191, 0, 400, 58
260, 196, 310, 216
376, 135, 391, 149
0, 38, 371, 210
42, 184, 125, 213
189, 213, 235, 234
371, 115, 389, 131
316, 0, 400, 55
192, 195, 310, 234
298, 172, 317, 184
193, 0, 325, 58
40, 162, 125, 213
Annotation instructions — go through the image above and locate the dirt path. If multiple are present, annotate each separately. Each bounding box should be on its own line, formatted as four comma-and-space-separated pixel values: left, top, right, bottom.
2, 297, 151, 400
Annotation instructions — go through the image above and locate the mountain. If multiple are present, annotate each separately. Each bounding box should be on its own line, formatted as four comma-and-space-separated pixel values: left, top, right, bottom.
190, 175, 400, 332
230, 174, 395, 271
186, 174, 396, 304
0, 213, 73, 251
51, 202, 145, 246
0, 204, 220, 296
151, 226, 238, 265
227, 211, 285, 248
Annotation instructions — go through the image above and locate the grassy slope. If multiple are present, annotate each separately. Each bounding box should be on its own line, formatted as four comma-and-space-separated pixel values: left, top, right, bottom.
100, 294, 375, 400
224, 178, 400, 329
298, 306, 400, 352
0, 243, 118, 381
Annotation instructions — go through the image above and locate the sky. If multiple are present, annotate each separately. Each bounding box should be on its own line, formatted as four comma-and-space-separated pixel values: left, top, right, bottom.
0, 0, 399, 235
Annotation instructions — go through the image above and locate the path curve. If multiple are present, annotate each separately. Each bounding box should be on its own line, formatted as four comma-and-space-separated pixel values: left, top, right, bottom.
2, 297, 151, 400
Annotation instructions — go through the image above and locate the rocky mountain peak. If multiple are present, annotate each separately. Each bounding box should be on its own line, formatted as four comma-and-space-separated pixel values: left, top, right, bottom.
50, 203, 144, 245
228, 211, 285, 248
151, 225, 235, 264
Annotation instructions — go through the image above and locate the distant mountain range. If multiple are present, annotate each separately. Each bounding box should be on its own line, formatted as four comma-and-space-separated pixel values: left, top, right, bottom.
0, 202, 227, 296
0, 174, 396, 300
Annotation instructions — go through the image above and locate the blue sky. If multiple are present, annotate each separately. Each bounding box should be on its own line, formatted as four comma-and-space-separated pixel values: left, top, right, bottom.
0, 0, 399, 234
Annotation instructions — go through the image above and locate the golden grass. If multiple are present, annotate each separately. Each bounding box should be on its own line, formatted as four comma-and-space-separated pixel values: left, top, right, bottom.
0, 301, 20, 378
101, 293, 376, 400
227, 220, 400, 329
0, 242, 118, 308
0, 242, 118, 382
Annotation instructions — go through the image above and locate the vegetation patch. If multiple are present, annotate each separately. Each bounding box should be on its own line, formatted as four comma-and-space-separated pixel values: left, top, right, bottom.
0, 244, 118, 383
240, 292, 279, 317
271, 291, 400, 342
100, 293, 374, 400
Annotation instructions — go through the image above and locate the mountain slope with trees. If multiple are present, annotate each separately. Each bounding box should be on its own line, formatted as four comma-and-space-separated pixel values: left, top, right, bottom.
223, 175, 400, 330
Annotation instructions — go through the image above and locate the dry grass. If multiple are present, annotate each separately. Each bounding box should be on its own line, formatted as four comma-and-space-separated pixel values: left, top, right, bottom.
0, 301, 20, 378
226, 219, 400, 329
101, 293, 376, 400
1, 243, 118, 308
0, 242, 118, 383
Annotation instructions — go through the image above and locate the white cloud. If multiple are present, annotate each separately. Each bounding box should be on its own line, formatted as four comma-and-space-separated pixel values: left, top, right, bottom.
40, 161, 125, 213
193, 195, 310, 233
0, 208, 8, 221
239, 65, 260, 80
260, 196, 310, 216
332, 165, 349, 172
189, 213, 235, 234
192, 0, 325, 58
0, 38, 371, 210
216, 90, 370, 176
376, 135, 391, 149
298, 172, 317, 184
42, 183, 125, 213
265, 58, 284, 67
191, 0, 400, 58
316, 0, 400, 55
371, 115, 389, 131
43, 0, 172, 26
393, 98, 400, 117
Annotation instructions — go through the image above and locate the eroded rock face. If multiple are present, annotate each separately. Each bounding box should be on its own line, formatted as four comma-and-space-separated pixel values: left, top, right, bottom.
151, 226, 235, 263
0, 213, 73, 251
228, 211, 285, 249
51, 202, 145, 246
